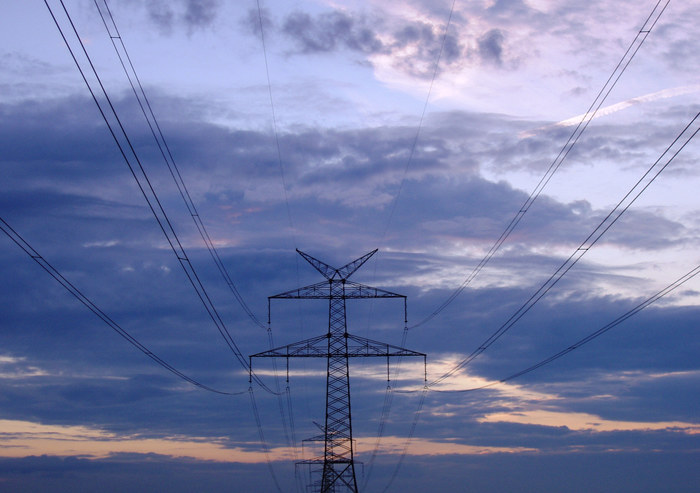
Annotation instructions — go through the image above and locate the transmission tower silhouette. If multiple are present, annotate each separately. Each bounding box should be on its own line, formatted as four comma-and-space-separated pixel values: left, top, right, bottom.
251, 249, 425, 492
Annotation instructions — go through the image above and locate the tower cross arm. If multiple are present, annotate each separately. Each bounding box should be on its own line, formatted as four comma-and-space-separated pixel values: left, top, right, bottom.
249, 333, 425, 359
297, 248, 378, 280
346, 333, 425, 357
250, 334, 329, 358
343, 280, 405, 299
334, 249, 378, 280
268, 280, 405, 300
269, 281, 331, 299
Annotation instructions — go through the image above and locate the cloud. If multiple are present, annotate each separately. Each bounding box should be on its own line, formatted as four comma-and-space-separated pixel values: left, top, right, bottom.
0, 356, 48, 379
477, 29, 505, 66
0, 454, 281, 492
182, 0, 219, 29
521, 85, 700, 139
0, 417, 540, 463
0, 419, 282, 462
2, 93, 693, 311
2, 2, 699, 491
282, 10, 384, 55
243, 6, 273, 37
478, 409, 700, 434
143, 0, 221, 33
271, 8, 470, 78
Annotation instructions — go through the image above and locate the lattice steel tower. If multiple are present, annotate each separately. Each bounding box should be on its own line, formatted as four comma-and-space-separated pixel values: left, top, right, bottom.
251, 249, 425, 493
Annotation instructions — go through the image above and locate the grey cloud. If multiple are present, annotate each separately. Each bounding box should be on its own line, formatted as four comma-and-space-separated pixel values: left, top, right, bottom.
0, 53, 55, 78
266, 6, 560, 78
487, 0, 534, 17
3, 95, 688, 260
477, 29, 505, 66
144, 0, 220, 33
282, 11, 384, 54
276, 9, 471, 78
370, 452, 700, 493
0, 455, 276, 492
393, 22, 435, 46
2, 91, 698, 480
182, 0, 219, 29
390, 23, 464, 78
146, 0, 175, 32
243, 7, 273, 37
601, 209, 691, 250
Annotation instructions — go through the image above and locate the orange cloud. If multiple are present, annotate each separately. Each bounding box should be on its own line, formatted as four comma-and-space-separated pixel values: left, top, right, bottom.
0, 419, 536, 463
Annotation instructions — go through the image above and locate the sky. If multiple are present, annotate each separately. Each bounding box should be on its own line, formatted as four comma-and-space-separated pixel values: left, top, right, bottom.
1, 0, 699, 491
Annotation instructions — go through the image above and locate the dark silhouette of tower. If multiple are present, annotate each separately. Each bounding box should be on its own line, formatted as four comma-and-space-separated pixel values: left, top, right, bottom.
251, 249, 425, 492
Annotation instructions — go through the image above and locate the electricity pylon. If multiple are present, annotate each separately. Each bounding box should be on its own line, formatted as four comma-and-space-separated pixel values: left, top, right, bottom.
250, 249, 425, 493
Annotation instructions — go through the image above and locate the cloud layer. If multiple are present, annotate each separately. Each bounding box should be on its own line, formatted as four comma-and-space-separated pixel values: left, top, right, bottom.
1, 0, 699, 491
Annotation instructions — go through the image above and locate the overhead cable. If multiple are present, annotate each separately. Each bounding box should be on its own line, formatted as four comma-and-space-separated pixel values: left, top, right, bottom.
249, 387, 284, 493
43, 0, 274, 393
362, 323, 411, 487
92, 0, 266, 330
397, 259, 700, 394
365, 3, 459, 484
95, 0, 296, 474
411, 0, 671, 329
381, 0, 459, 240
0, 217, 241, 396
253, 0, 301, 473
431, 109, 700, 386
381, 386, 429, 493
255, 0, 297, 247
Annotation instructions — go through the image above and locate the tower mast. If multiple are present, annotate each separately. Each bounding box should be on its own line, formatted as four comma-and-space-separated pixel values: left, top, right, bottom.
251, 249, 425, 492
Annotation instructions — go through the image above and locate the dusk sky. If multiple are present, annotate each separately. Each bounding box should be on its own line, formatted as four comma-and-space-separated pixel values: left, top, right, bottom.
1, 0, 699, 492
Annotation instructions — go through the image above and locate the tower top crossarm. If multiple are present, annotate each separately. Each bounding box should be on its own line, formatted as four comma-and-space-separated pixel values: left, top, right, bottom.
297, 248, 378, 281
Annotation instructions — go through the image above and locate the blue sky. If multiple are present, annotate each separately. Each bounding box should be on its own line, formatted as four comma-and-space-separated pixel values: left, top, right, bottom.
1, 0, 699, 491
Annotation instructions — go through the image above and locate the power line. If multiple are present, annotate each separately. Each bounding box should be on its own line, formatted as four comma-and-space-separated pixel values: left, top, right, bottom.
360, 4, 460, 485
255, 0, 297, 247
253, 2, 302, 481
249, 387, 284, 493
431, 109, 700, 386
92, 0, 266, 330
410, 0, 671, 329
43, 0, 274, 392
381, 0, 459, 241
0, 217, 241, 396
362, 322, 411, 488
412, 259, 700, 394
496, 263, 700, 384
381, 107, 699, 483
367, 2, 671, 485
45, 2, 288, 481
381, 386, 428, 493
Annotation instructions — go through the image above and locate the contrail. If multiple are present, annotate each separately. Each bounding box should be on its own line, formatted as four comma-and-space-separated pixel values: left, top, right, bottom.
520, 84, 700, 139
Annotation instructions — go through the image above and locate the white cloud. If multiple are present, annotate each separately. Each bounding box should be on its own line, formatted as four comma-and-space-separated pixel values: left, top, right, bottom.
478, 409, 700, 434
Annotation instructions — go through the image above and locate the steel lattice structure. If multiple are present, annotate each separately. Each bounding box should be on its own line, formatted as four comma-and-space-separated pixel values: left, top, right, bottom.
251, 249, 425, 492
